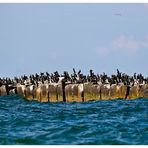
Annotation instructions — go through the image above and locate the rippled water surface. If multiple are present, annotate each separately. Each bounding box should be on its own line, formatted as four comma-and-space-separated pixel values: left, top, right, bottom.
0, 95, 148, 145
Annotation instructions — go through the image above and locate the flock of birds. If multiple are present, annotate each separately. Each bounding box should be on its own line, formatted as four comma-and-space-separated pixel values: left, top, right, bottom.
0, 69, 148, 89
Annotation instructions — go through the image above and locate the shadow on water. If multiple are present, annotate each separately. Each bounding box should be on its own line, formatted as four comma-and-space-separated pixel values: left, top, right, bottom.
0, 95, 148, 145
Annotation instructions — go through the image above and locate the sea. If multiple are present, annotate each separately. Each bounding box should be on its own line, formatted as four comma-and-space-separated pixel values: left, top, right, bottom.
0, 95, 147, 145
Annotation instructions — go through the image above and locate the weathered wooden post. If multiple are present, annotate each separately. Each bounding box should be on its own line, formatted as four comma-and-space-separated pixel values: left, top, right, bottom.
35, 86, 42, 102
78, 84, 84, 102
48, 84, 58, 102
0, 85, 7, 96
142, 84, 148, 98
100, 84, 111, 100
57, 84, 63, 102
115, 84, 127, 99
25, 86, 34, 100
65, 84, 76, 102
61, 80, 66, 102
39, 84, 47, 102
128, 85, 141, 99
84, 83, 101, 101
65, 84, 84, 102
110, 84, 117, 99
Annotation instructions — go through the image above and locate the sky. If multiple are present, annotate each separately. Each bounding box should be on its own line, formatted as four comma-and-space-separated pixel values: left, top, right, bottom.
0, 3, 148, 78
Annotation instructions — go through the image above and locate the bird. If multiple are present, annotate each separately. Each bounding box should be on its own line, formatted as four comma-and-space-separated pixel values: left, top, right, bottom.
114, 13, 122, 16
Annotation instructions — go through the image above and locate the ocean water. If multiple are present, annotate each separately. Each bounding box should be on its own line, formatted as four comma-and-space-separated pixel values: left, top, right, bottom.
0, 95, 147, 145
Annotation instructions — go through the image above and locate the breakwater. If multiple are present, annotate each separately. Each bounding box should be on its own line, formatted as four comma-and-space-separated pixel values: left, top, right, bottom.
0, 69, 148, 102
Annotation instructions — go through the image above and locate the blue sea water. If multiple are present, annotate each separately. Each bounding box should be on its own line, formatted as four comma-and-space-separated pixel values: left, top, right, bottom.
0, 95, 147, 145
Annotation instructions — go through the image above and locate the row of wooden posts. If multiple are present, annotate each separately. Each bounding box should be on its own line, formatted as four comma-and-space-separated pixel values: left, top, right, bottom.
0, 83, 148, 102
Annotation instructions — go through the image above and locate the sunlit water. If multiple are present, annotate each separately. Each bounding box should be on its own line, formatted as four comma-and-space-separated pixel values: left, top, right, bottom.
0, 95, 147, 145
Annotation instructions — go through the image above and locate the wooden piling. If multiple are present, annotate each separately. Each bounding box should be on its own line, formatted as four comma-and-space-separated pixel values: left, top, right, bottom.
84, 83, 101, 101
65, 84, 84, 102
1, 82, 148, 102
142, 84, 148, 98
0, 85, 7, 96
57, 84, 63, 102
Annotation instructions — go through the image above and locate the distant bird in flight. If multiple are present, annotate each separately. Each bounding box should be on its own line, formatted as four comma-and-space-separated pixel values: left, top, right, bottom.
114, 13, 122, 16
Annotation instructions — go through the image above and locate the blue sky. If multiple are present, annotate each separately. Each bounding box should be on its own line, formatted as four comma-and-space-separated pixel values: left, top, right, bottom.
0, 3, 148, 78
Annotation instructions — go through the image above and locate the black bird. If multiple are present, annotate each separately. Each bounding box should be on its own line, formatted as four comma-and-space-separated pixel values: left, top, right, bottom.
78, 70, 81, 75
